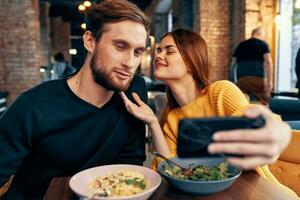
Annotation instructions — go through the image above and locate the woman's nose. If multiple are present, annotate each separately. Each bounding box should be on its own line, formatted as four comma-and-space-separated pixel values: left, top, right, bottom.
155, 51, 164, 60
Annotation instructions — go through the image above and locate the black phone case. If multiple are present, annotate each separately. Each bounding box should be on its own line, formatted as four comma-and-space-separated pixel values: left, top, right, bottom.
177, 116, 265, 158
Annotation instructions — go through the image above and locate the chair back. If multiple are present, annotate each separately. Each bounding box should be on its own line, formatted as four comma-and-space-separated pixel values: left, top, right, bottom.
269, 98, 300, 121
0, 91, 9, 116
286, 121, 300, 130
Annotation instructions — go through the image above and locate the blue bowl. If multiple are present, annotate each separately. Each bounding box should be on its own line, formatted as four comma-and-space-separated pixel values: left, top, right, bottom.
158, 157, 242, 195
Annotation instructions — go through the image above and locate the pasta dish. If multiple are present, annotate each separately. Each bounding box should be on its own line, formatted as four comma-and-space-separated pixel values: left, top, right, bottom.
89, 170, 147, 197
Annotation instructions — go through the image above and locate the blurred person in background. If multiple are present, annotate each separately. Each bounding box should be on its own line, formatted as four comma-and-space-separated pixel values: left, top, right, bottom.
51, 52, 76, 80
232, 27, 273, 105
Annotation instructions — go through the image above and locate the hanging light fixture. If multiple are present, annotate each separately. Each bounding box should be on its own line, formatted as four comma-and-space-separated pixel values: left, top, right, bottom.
69, 49, 78, 55
78, 4, 86, 11
81, 23, 87, 29
83, 1, 92, 7
78, 1, 91, 30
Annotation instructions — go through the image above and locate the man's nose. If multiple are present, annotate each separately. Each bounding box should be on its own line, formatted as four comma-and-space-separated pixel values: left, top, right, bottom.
122, 51, 135, 69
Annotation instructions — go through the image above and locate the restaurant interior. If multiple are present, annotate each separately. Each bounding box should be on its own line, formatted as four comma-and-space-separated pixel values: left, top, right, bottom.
1, 0, 300, 199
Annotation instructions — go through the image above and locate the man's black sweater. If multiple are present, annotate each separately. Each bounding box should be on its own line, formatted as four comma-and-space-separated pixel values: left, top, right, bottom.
0, 75, 147, 199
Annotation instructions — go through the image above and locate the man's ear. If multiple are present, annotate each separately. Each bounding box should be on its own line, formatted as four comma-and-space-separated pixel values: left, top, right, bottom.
83, 31, 96, 54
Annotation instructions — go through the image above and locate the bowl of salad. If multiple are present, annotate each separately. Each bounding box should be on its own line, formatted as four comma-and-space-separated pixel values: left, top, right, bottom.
157, 157, 242, 194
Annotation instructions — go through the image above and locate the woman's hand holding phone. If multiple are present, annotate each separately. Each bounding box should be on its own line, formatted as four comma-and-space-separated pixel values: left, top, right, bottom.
208, 105, 292, 170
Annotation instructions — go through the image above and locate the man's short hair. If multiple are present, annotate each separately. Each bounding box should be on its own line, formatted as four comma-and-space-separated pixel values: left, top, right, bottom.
54, 52, 65, 62
85, 0, 150, 41
252, 27, 264, 37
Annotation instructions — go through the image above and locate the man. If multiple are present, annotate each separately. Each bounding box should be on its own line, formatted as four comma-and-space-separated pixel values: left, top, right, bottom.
51, 52, 67, 80
50, 52, 76, 80
232, 27, 273, 105
0, 0, 149, 199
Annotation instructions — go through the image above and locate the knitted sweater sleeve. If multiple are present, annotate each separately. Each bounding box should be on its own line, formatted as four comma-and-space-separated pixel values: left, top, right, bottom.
162, 122, 177, 158
209, 80, 251, 116
151, 122, 177, 170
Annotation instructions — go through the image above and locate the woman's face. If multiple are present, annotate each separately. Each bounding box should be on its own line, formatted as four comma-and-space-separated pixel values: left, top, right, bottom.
154, 35, 189, 81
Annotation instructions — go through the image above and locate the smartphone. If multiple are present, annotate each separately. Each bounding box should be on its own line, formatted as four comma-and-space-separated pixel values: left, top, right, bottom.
177, 116, 265, 158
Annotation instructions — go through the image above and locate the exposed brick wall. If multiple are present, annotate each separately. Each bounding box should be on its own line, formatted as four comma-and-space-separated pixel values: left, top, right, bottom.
199, 0, 232, 81
40, 2, 51, 67
0, 0, 41, 103
50, 17, 71, 63
230, 0, 246, 54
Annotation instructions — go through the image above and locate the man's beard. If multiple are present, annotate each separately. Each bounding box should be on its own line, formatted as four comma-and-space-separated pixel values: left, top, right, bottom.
90, 53, 132, 91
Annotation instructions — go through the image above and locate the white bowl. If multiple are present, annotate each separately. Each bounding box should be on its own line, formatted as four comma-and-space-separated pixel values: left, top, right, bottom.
69, 164, 161, 200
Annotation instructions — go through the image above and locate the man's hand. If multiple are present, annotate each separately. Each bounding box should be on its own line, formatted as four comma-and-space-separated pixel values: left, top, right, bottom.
208, 105, 291, 170
120, 92, 158, 125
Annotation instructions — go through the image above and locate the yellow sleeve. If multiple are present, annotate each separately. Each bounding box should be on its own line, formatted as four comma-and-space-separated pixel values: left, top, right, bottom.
209, 80, 251, 116
278, 130, 300, 163
266, 129, 300, 198
151, 121, 177, 170
256, 165, 298, 197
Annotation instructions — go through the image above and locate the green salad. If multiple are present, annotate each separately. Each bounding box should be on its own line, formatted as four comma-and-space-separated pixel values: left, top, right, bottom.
162, 162, 229, 181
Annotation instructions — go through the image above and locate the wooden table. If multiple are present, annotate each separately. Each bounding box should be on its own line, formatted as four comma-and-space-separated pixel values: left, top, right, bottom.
44, 171, 297, 200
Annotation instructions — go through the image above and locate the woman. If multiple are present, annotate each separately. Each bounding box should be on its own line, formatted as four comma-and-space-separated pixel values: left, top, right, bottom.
120, 29, 291, 173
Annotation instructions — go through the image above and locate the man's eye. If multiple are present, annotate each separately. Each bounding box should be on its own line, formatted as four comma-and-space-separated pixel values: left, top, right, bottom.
115, 44, 125, 49
134, 52, 142, 57
134, 51, 143, 57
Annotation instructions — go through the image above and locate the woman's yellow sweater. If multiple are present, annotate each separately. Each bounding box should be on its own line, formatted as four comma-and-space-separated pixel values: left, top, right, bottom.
152, 80, 297, 197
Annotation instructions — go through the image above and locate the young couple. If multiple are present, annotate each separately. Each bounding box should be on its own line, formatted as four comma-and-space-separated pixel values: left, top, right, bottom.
0, 0, 292, 199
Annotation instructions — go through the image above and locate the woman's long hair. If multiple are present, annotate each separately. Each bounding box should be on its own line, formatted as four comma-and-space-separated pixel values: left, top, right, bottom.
159, 29, 210, 125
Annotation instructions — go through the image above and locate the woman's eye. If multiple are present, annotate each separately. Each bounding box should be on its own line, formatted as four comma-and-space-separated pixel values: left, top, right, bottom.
167, 51, 175, 55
